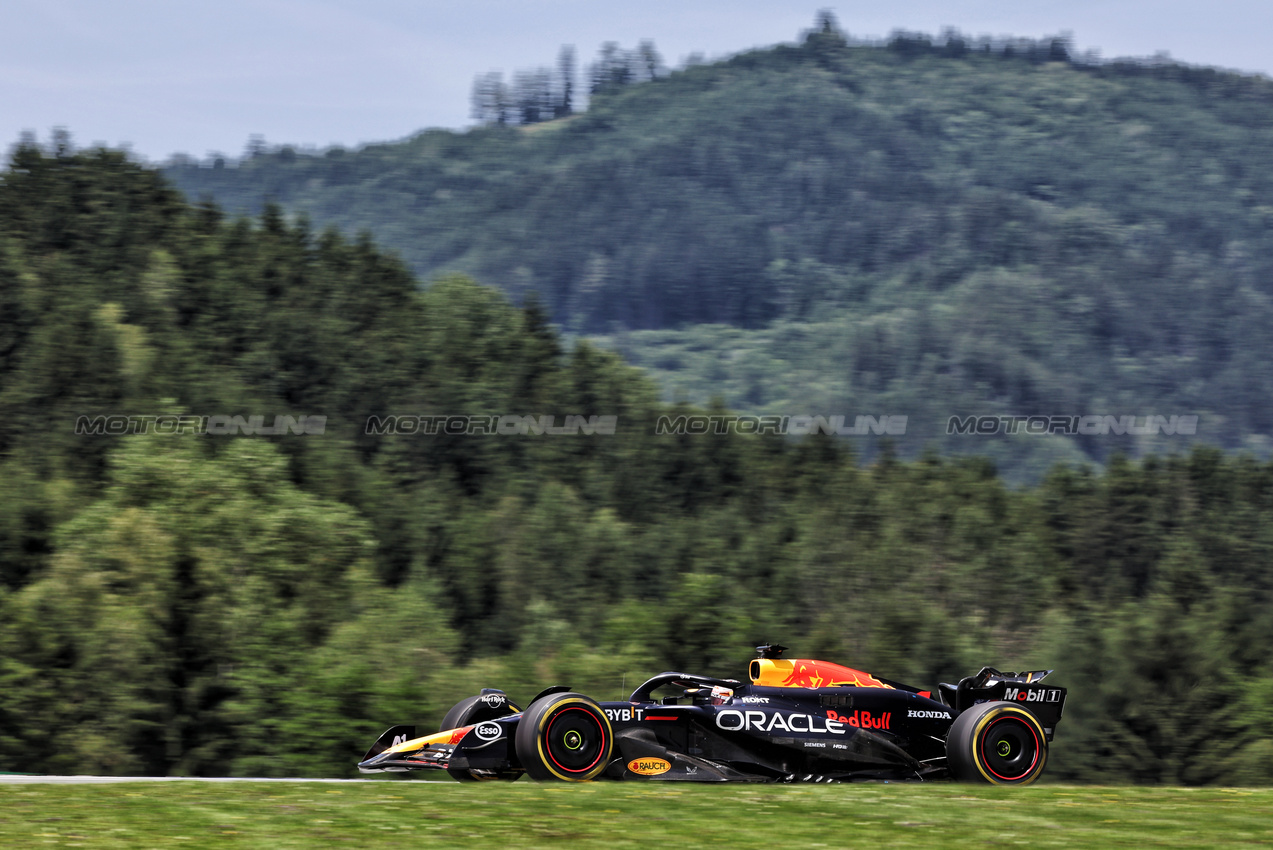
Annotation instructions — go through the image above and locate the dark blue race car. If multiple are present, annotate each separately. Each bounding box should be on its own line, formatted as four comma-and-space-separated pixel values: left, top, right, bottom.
358, 645, 1066, 784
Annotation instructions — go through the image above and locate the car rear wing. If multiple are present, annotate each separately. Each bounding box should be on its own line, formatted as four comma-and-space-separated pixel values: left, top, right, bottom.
938, 667, 1067, 742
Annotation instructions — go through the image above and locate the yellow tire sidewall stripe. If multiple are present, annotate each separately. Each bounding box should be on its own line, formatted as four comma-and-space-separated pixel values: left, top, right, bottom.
535, 697, 614, 781
971, 704, 1048, 785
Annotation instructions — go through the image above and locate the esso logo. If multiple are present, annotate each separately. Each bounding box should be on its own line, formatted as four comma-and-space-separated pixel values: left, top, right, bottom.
474, 723, 502, 741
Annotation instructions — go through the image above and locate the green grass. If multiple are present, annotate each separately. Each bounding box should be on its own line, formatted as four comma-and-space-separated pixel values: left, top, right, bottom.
1, 781, 1269, 848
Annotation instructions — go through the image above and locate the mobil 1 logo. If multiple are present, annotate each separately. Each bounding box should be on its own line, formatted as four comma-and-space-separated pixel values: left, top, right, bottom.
1003, 687, 1062, 704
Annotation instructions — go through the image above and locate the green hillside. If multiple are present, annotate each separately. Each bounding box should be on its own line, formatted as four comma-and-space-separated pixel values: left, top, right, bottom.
164, 26, 1273, 480
3, 143, 1273, 782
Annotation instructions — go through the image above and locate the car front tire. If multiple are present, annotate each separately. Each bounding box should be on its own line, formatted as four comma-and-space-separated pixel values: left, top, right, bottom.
514, 692, 614, 781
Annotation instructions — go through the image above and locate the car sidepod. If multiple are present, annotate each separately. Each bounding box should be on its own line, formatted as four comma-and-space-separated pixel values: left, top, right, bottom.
602, 686, 957, 782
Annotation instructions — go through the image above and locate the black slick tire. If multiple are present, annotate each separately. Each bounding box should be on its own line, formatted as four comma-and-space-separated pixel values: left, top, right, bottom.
514, 692, 614, 782
946, 701, 1048, 785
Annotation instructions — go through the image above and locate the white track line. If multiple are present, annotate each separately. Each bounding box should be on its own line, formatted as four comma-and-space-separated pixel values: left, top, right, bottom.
0, 775, 451, 784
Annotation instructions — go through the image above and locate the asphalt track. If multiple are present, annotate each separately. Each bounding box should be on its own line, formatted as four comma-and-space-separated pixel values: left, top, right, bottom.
0, 775, 449, 784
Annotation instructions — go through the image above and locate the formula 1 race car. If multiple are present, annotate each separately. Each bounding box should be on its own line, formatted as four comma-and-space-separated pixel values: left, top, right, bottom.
358, 645, 1066, 785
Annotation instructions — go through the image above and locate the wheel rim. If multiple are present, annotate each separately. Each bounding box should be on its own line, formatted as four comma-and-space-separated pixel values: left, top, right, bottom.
544, 707, 608, 775
979, 715, 1041, 782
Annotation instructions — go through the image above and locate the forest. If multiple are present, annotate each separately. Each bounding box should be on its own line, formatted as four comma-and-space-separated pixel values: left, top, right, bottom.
1, 143, 1273, 783
163, 21, 1273, 482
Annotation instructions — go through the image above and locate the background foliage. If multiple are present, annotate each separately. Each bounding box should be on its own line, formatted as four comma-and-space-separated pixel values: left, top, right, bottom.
7, 17, 1273, 781
2, 145, 1272, 782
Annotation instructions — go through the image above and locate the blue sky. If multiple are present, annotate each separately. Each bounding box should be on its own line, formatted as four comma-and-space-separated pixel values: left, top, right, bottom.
3, 1, 1270, 162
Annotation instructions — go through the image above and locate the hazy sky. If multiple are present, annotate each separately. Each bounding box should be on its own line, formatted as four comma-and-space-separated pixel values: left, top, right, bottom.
3, 1, 1270, 162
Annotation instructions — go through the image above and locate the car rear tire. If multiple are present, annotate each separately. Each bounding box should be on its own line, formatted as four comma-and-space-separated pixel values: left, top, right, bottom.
946, 701, 1048, 785
439, 694, 521, 782
514, 692, 614, 781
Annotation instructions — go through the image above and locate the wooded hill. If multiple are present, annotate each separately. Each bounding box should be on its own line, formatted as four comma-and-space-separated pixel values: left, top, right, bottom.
165, 24, 1273, 481
2, 144, 1273, 783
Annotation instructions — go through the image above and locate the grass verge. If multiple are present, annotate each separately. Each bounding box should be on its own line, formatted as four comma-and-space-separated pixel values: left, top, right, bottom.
1, 780, 1268, 848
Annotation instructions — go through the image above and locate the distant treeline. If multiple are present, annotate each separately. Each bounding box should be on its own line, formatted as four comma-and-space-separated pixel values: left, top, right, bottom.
460, 12, 1271, 133
471, 41, 669, 128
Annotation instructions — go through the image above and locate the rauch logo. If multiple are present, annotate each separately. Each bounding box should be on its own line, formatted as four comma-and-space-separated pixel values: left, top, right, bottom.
628, 758, 671, 776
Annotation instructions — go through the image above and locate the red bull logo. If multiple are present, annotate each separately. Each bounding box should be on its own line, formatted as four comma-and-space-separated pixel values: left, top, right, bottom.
827, 710, 891, 730
752, 658, 895, 690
